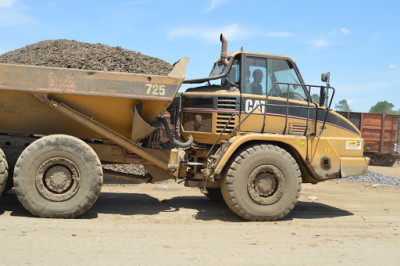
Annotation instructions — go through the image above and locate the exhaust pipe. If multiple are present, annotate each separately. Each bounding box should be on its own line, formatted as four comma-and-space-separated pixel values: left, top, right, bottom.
220, 34, 229, 66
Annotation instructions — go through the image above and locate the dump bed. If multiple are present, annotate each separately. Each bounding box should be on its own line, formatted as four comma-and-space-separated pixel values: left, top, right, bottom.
0, 58, 188, 140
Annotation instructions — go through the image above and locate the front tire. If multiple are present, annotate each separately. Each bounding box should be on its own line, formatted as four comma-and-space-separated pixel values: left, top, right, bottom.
221, 144, 301, 221
14, 134, 103, 218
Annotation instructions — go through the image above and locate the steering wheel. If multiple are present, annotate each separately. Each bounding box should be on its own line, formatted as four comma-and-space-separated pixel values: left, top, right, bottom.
270, 87, 281, 97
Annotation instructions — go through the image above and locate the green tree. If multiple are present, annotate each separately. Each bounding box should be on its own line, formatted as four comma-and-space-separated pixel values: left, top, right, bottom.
369, 101, 399, 114
311, 94, 319, 104
335, 99, 351, 112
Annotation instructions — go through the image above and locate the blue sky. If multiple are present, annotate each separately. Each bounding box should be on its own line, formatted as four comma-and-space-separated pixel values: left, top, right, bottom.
0, 0, 399, 112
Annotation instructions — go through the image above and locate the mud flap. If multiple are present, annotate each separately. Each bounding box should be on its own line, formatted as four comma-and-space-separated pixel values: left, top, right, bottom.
130, 104, 157, 142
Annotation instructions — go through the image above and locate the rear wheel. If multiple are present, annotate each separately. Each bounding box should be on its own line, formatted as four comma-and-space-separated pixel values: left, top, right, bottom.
221, 144, 301, 221
3, 152, 19, 192
0, 148, 9, 196
14, 135, 103, 218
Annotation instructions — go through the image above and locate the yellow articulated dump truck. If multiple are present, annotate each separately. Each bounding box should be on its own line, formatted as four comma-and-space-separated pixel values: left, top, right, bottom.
0, 35, 369, 220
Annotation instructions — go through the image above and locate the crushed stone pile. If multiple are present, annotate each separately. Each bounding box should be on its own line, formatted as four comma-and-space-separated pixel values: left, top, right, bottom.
335, 170, 400, 186
0, 39, 173, 75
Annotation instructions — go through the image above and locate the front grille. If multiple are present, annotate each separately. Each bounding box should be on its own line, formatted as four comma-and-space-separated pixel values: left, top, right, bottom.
182, 112, 212, 133
216, 113, 235, 133
217, 97, 237, 110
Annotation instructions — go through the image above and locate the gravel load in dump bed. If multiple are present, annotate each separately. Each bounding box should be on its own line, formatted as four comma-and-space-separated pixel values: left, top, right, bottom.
0, 39, 173, 75
336, 170, 400, 186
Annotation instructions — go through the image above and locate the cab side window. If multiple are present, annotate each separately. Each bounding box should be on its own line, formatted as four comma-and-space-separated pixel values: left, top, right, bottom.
243, 57, 267, 95
267, 59, 308, 101
224, 59, 240, 86
231, 60, 240, 84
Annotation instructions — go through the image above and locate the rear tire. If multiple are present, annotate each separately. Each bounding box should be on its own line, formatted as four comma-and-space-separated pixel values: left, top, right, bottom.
0, 148, 9, 196
3, 152, 19, 192
14, 134, 103, 218
221, 144, 301, 221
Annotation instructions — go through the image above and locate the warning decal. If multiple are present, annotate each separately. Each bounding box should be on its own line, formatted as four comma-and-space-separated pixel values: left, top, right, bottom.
346, 140, 362, 150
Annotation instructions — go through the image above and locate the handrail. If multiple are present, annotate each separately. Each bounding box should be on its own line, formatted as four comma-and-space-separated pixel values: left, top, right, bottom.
269, 82, 335, 136
206, 81, 335, 170
206, 101, 269, 168
206, 112, 239, 159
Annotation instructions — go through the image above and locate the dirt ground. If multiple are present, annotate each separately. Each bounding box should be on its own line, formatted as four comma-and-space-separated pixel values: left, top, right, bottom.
0, 166, 399, 265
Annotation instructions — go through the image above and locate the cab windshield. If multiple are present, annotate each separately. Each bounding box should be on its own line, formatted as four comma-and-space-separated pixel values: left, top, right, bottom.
243, 56, 308, 102
209, 61, 230, 77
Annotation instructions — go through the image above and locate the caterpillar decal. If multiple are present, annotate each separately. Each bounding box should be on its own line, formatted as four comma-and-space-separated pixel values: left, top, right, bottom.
243, 97, 360, 136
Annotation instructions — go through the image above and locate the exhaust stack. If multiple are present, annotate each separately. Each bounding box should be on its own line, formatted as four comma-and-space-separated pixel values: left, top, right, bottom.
220, 34, 229, 66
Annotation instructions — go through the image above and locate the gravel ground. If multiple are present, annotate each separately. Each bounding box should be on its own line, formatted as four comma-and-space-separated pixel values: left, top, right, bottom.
1, 179, 399, 265
337, 170, 400, 186
103, 164, 146, 176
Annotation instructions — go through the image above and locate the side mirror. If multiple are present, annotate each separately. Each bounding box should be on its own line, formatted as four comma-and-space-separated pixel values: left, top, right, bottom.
320, 72, 331, 106
321, 72, 330, 87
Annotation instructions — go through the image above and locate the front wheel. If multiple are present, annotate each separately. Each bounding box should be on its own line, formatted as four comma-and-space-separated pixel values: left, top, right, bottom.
14, 134, 103, 218
221, 144, 301, 221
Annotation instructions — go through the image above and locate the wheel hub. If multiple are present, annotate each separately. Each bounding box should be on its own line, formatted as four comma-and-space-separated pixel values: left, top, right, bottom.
36, 157, 81, 201
254, 172, 277, 196
44, 165, 73, 193
247, 165, 285, 205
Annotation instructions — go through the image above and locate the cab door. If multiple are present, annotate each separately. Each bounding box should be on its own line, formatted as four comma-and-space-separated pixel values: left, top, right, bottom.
240, 55, 313, 135
239, 55, 277, 133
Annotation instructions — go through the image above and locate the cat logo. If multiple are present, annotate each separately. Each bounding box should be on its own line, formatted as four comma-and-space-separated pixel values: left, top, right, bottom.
245, 99, 267, 113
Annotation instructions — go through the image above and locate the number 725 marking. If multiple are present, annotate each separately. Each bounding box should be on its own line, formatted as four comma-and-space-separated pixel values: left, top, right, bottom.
146, 84, 166, 95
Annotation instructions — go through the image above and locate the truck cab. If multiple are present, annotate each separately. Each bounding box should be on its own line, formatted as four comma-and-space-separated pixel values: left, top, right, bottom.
181, 51, 313, 143
180, 36, 369, 188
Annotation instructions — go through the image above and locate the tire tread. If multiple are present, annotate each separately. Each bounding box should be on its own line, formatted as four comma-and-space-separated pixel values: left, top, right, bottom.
14, 134, 103, 218
221, 144, 301, 221
0, 148, 9, 196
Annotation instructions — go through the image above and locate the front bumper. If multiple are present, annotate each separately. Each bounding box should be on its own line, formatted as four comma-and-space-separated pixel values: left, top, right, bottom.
340, 156, 370, 178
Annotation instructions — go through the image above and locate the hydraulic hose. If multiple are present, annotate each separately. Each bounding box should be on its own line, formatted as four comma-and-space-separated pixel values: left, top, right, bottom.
158, 117, 193, 148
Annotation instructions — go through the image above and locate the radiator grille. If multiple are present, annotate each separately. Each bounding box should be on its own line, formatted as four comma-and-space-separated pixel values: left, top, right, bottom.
217, 97, 237, 110
216, 113, 235, 134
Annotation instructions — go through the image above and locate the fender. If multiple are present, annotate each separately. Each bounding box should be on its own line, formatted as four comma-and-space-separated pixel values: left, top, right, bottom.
213, 133, 308, 175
